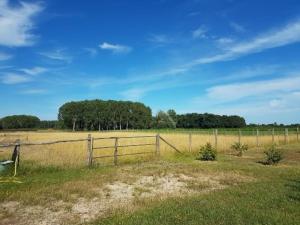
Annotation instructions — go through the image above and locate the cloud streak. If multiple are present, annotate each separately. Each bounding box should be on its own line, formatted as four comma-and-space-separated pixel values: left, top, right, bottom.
192, 26, 207, 39
99, 42, 132, 54
39, 49, 72, 63
1, 73, 32, 84
190, 19, 300, 66
206, 75, 300, 102
20, 66, 48, 75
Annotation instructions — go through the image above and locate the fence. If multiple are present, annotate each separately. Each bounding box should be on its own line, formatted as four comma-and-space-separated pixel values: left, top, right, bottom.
0, 128, 299, 168
0, 134, 182, 168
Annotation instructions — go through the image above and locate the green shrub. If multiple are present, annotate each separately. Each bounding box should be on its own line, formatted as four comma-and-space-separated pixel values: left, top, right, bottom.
197, 143, 217, 161
264, 145, 283, 165
231, 142, 248, 157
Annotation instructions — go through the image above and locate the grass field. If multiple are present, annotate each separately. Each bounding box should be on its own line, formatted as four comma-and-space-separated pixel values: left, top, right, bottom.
0, 130, 299, 168
0, 136, 299, 225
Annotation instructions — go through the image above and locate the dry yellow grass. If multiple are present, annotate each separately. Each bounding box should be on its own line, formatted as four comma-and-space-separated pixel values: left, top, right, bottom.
0, 131, 298, 167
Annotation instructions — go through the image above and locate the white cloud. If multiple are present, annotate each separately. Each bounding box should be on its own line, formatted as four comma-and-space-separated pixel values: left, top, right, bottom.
229, 22, 246, 33
39, 49, 72, 63
19, 66, 47, 75
190, 19, 300, 66
0, 52, 12, 60
192, 26, 207, 39
206, 75, 300, 102
189, 76, 300, 124
21, 88, 47, 94
0, 0, 43, 47
99, 42, 132, 54
1, 73, 31, 84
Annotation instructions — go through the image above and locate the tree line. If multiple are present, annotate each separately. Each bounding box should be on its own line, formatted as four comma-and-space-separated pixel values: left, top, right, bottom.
58, 100, 152, 131
0, 115, 40, 130
7, 99, 296, 130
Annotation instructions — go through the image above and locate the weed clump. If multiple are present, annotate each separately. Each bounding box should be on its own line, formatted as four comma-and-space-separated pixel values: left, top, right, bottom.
197, 143, 217, 161
231, 142, 248, 157
264, 145, 283, 165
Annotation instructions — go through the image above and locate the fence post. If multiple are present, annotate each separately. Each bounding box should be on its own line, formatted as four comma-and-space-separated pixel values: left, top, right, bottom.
272, 128, 275, 144
87, 134, 93, 167
256, 129, 259, 147
13, 139, 21, 176
238, 129, 241, 145
214, 129, 218, 150
297, 127, 299, 142
189, 133, 192, 152
285, 128, 288, 144
114, 137, 118, 165
156, 134, 160, 156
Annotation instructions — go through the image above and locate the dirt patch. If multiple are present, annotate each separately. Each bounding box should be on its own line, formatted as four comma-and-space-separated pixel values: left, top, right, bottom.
0, 172, 251, 225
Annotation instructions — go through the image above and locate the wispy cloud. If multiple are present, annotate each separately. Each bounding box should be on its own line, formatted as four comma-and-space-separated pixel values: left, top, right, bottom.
216, 37, 235, 46
0, 0, 43, 47
229, 22, 246, 33
206, 75, 300, 102
99, 42, 132, 54
189, 19, 300, 66
39, 49, 72, 63
19, 66, 48, 75
83, 48, 98, 57
148, 34, 171, 45
192, 26, 207, 39
1, 73, 32, 84
188, 75, 300, 124
211, 64, 282, 83
0, 52, 12, 61
120, 77, 199, 101
21, 88, 47, 94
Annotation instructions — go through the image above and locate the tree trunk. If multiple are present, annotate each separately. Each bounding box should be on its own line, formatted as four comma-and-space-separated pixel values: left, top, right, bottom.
72, 120, 76, 132
126, 120, 128, 130
98, 122, 101, 131
119, 117, 122, 130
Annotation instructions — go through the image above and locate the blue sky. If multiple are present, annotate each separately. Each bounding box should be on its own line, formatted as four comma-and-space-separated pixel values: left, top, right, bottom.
0, 0, 300, 124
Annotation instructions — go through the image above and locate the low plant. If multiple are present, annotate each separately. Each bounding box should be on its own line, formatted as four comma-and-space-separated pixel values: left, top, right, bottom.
264, 145, 283, 165
196, 143, 217, 161
231, 142, 248, 157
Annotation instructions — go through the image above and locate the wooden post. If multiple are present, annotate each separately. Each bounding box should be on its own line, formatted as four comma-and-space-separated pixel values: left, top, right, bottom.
256, 129, 259, 147
214, 129, 218, 150
188, 133, 192, 152
87, 134, 93, 167
114, 137, 118, 165
13, 139, 21, 177
272, 128, 275, 144
285, 128, 288, 144
156, 134, 160, 156
238, 129, 241, 145
297, 127, 299, 142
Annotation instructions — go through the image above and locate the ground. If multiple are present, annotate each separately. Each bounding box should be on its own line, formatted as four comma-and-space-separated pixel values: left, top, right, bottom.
0, 142, 300, 225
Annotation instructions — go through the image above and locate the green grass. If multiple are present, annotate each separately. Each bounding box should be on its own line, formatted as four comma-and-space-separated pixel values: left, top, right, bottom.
91, 179, 300, 225
1, 143, 300, 225
89, 144, 300, 225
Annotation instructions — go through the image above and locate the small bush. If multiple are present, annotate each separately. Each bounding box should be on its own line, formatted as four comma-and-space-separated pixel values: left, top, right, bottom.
231, 142, 248, 157
197, 143, 217, 161
264, 145, 283, 165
